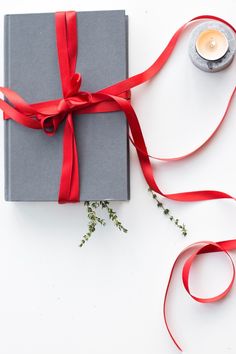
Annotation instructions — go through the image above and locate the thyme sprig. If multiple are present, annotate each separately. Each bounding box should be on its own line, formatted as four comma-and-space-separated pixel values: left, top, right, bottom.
99, 201, 128, 233
80, 201, 127, 247
148, 188, 187, 236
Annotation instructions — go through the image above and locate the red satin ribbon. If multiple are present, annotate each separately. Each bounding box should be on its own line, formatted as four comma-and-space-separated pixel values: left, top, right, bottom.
0, 12, 235, 202
164, 239, 236, 351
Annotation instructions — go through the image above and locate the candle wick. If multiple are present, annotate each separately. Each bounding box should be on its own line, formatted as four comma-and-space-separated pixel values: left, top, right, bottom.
209, 37, 216, 48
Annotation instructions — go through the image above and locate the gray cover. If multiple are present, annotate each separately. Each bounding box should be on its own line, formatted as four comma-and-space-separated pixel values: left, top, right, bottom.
4, 10, 130, 201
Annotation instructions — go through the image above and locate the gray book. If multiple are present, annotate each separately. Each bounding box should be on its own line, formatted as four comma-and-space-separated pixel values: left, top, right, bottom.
4, 10, 130, 201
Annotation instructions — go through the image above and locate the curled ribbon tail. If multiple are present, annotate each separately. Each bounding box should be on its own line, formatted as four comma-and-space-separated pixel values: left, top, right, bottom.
164, 240, 236, 351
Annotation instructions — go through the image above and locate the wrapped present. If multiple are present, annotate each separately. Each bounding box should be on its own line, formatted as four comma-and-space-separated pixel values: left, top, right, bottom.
4, 11, 130, 201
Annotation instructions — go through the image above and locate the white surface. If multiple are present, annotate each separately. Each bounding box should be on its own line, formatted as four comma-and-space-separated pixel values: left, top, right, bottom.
0, 1, 236, 353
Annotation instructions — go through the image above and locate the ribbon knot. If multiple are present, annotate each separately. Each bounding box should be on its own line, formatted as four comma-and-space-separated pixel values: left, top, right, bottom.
57, 91, 93, 115
57, 97, 73, 115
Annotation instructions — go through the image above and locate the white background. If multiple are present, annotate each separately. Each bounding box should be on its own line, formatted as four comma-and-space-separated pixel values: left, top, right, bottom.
0, 1, 236, 353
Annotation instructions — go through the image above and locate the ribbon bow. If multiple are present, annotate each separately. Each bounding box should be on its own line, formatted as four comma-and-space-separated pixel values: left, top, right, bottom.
0, 12, 235, 203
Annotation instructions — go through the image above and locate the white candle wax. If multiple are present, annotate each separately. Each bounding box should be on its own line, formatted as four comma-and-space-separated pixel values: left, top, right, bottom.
195, 28, 229, 61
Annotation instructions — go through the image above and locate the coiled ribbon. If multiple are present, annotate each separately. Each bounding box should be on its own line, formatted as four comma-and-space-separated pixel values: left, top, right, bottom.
165, 239, 236, 351
0, 12, 235, 203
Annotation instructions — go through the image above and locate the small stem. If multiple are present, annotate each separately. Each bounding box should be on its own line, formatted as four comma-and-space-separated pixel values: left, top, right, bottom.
148, 188, 187, 236
79, 201, 106, 247
99, 201, 128, 233
80, 201, 128, 247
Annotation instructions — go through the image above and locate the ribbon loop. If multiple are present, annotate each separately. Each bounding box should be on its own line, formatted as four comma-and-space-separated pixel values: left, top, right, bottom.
164, 240, 236, 351
41, 115, 58, 135
182, 242, 235, 303
69, 72, 82, 95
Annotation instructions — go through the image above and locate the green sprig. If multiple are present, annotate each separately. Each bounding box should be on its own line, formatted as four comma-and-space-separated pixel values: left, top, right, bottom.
80, 201, 127, 247
99, 201, 128, 233
148, 188, 187, 236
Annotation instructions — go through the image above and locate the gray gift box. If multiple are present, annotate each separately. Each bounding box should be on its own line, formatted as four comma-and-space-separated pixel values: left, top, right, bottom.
4, 10, 130, 201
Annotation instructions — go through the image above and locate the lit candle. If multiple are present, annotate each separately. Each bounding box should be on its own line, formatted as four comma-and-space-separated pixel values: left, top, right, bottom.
195, 29, 229, 61
189, 21, 236, 72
